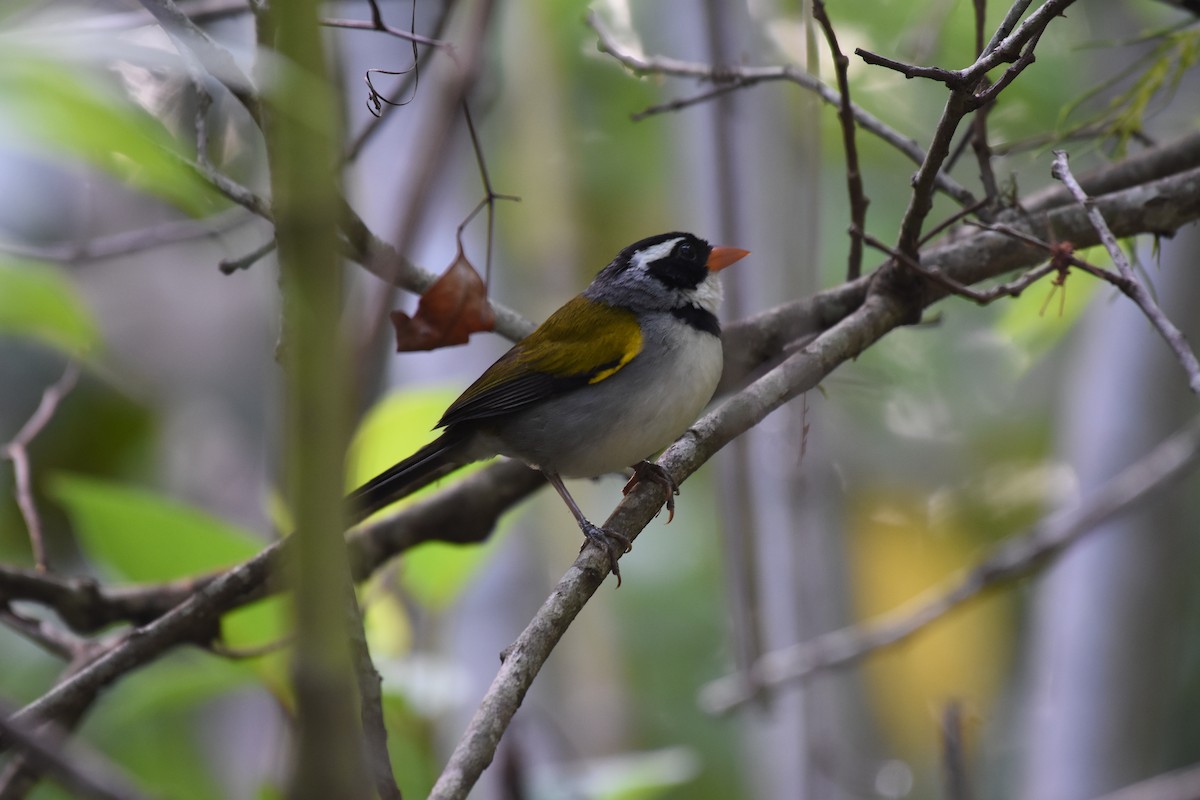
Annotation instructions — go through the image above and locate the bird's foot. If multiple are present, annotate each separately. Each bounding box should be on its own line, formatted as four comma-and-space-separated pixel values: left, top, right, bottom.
622, 461, 680, 523
578, 521, 632, 587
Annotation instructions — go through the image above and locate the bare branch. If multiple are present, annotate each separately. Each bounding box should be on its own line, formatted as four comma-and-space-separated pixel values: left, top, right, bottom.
860, 227, 1062, 305
585, 10, 978, 207
343, 0, 458, 162
941, 700, 974, 800
854, 48, 965, 85
218, 237, 277, 273
0, 608, 94, 661
3, 158, 1198, 641
699, 411, 1200, 714
0, 705, 151, 800
863, 0, 1077, 269
135, 0, 262, 128
1093, 762, 1200, 800
3, 363, 80, 569
0, 208, 253, 264
1052, 150, 1200, 394
968, 0, 1000, 209
320, 16, 447, 48
812, 0, 869, 280
429, 288, 915, 799
429, 159, 1200, 796
6, 542, 277, 738
345, 588, 403, 800
1019, 130, 1200, 214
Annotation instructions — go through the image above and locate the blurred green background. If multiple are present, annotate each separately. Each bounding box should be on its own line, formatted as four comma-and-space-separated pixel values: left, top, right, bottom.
2, 0, 1200, 798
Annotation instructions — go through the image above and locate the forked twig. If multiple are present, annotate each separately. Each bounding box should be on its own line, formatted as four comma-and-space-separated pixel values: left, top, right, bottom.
4, 363, 81, 570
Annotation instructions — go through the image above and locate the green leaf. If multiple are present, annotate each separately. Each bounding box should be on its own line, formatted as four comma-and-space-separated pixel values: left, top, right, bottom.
81, 652, 256, 800
0, 57, 220, 216
0, 259, 100, 354
398, 540, 496, 610
48, 475, 262, 583
220, 595, 290, 658
347, 389, 457, 491
348, 388, 507, 608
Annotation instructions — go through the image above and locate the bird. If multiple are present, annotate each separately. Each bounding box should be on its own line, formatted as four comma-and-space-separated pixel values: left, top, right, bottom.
348, 232, 749, 581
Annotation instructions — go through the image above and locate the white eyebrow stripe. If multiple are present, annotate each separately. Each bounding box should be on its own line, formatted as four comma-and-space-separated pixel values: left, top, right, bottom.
630, 237, 683, 271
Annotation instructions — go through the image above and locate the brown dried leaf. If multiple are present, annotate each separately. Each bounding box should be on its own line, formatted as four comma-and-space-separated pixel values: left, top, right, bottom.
391, 247, 496, 351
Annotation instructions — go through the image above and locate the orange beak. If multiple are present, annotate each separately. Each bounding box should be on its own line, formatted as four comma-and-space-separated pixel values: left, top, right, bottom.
706, 246, 750, 272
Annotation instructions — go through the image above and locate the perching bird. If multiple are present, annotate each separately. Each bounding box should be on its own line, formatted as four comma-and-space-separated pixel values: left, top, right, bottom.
348, 232, 749, 580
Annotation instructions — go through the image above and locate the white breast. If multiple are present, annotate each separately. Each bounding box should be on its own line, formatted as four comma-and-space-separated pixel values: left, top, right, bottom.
483, 317, 724, 478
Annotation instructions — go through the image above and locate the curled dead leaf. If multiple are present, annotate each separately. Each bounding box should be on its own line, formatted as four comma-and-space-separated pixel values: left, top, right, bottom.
391, 246, 495, 351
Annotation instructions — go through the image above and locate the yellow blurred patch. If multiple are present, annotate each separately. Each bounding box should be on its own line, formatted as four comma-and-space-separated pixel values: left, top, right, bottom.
846, 489, 1012, 762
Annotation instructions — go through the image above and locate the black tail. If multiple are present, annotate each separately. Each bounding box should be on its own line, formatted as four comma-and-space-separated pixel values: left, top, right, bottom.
347, 429, 470, 524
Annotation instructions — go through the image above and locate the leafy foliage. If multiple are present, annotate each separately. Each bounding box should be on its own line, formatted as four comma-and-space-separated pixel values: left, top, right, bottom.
0, 56, 221, 216
0, 260, 99, 355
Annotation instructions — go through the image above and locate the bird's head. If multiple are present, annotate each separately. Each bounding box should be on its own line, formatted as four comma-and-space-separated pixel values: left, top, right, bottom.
585, 232, 749, 317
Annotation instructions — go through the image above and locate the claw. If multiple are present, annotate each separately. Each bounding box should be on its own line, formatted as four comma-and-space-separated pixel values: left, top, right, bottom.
622, 461, 680, 523
579, 522, 631, 587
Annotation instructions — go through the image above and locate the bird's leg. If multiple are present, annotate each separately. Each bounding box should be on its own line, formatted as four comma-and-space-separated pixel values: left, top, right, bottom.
544, 471, 631, 585
622, 461, 680, 523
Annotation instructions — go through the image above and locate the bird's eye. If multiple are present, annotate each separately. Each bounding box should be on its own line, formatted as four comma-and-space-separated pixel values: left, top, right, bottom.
677, 242, 696, 260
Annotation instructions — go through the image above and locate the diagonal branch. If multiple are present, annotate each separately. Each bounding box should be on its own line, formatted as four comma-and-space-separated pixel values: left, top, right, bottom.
135, 0, 262, 128
429, 288, 913, 799
0, 704, 151, 800
1052, 150, 1200, 394
426, 162, 1200, 799
4, 153, 1200, 787
3, 157, 1199, 639
699, 410, 1200, 714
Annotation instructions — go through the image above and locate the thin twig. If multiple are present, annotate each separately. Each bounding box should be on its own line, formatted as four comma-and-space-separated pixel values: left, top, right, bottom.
812, 0, 869, 280
853, 48, 965, 86
0, 608, 93, 661
345, 585, 403, 800
941, 700, 974, 800
3, 159, 1200, 797
7, 541, 282, 739
700, 411, 1200, 714
343, 0, 458, 162
135, 0, 262, 128
349, 2, 503, 409
982, 0, 1034, 55
358, 0, 423, 119
0, 207, 252, 264
321, 16, 447, 48
3, 363, 81, 570
183, 154, 274, 221
3, 160, 1199, 642
631, 81, 746, 121
0, 703, 151, 800
219, 238, 277, 273
919, 197, 991, 246
428, 289, 917, 800
585, 10, 978, 208
860, 228, 1061, 305
382, 0, 494, 269
865, 0, 1078, 264
1052, 150, 1200, 394
969, 0, 1000, 209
